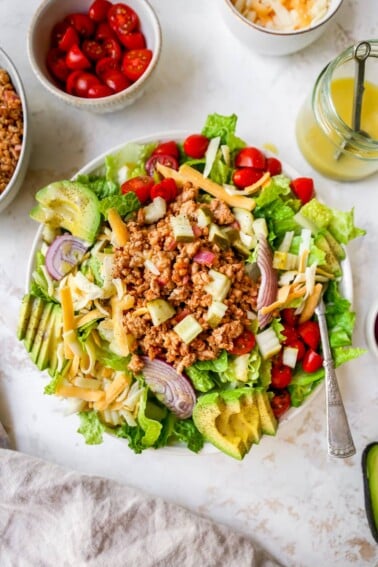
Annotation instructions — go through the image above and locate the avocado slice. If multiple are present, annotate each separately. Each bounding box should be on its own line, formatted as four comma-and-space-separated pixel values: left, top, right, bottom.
362, 443, 378, 543
256, 390, 277, 436
314, 233, 342, 276
24, 298, 45, 352
17, 294, 34, 341
193, 388, 262, 460
36, 304, 61, 371
30, 181, 101, 244
48, 306, 63, 375
31, 303, 54, 366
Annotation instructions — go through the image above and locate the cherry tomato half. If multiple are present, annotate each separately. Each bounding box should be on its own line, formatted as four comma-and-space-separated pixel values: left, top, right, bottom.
96, 56, 120, 78
66, 44, 91, 70
66, 13, 95, 37
122, 48, 152, 82
87, 83, 114, 98
302, 349, 323, 373
298, 320, 320, 351
145, 153, 179, 177
235, 147, 266, 170
266, 156, 282, 176
152, 141, 180, 160
107, 3, 139, 35
232, 167, 263, 189
271, 390, 291, 419
46, 48, 70, 82
183, 134, 209, 159
89, 0, 112, 22
51, 20, 70, 47
103, 70, 130, 92
281, 324, 298, 346
229, 329, 256, 355
66, 71, 101, 97
290, 177, 315, 204
82, 39, 105, 61
58, 26, 79, 52
121, 175, 154, 204
103, 37, 122, 60
150, 178, 178, 203
95, 21, 117, 41
117, 31, 146, 50
281, 308, 298, 327
285, 337, 306, 362
271, 364, 292, 389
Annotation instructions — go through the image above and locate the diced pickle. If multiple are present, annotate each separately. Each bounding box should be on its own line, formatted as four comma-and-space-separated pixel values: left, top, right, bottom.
174, 314, 203, 344
147, 299, 176, 326
170, 214, 195, 242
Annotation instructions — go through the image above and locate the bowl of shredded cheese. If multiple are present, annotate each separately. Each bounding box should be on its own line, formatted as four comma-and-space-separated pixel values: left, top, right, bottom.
221, 0, 344, 55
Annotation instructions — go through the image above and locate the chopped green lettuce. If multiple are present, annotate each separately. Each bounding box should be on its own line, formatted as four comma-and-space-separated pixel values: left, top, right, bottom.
95, 342, 131, 371
289, 235, 326, 265
105, 142, 157, 182
201, 112, 246, 152
78, 411, 105, 445
173, 419, 204, 453
325, 281, 356, 347
76, 175, 119, 199
185, 350, 228, 392
137, 388, 162, 447
116, 422, 145, 454
98, 191, 140, 218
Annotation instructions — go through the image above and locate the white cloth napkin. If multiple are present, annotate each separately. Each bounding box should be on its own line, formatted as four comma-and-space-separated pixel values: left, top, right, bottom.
0, 448, 281, 567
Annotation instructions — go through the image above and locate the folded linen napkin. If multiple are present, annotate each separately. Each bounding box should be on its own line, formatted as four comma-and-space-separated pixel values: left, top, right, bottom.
0, 448, 281, 567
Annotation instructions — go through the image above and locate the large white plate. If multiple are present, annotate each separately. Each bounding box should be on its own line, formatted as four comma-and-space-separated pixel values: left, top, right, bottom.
26, 131, 353, 453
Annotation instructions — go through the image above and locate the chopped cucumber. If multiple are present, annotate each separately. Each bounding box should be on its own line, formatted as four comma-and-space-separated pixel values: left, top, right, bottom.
197, 207, 212, 228
144, 197, 167, 224
232, 353, 250, 382
209, 223, 229, 250
239, 231, 257, 250
147, 299, 176, 326
174, 314, 203, 344
278, 231, 295, 253
232, 208, 254, 235
206, 300, 228, 328
170, 214, 195, 242
256, 327, 281, 360
222, 226, 239, 244
283, 346, 298, 368
252, 218, 268, 238
204, 269, 231, 301
233, 239, 250, 257
273, 251, 298, 271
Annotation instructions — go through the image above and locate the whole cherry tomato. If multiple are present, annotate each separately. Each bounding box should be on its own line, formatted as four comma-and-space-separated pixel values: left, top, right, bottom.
271, 364, 293, 389
96, 56, 120, 78
183, 134, 209, 159
82, 40, 105, 61
152, 141, 180, 160
302, 349, 323, 373
290, 177, 314, 204
121, 175, 154, 204
66, 44, 91, 70
46, 48, 71, 82
298, 320, 320, 351
229, 329, 256, 355
89, 0, 112, 22
150, 178, 178, 203
117, 31, 146, 50
232, 167, 263, 189
87, 84, 114, 98
271, 390, 291, 419
145, 154, 179, 177
122, 48, 152, 82
103, 70, 130, 92
66, 71, 101, 97
107, 3, 139, 34
266, 156, 282, 176
66, 13, 95, 37
58, 26, 79, 52
235, 147, 266, 170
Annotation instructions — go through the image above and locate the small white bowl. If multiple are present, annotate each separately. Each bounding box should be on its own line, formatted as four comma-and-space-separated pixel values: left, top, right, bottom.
27, 0, 161, 113
220, 0, 344, 56
0, 48, 31, 213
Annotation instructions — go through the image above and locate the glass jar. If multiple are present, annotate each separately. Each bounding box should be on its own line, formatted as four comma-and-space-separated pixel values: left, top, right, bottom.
296, 40, 378, 181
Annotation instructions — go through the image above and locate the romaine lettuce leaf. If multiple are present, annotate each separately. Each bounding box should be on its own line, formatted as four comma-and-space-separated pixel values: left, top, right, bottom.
173, 419, 204, 453
105, 142, 157, 183
325, 281, 356, 347
116, 422, 145, 454
201, 113, 246, 152
137, 387, 162, 447
77, 411, 105, 445
98, 191, 140, 218
185, 350, 228, 392
76, 175, 119, 199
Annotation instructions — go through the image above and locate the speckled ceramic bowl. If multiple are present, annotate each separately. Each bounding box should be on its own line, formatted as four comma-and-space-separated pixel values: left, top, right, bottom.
0, 48, 31, 213
220, 0, 344, 56
27, 0, 161, 114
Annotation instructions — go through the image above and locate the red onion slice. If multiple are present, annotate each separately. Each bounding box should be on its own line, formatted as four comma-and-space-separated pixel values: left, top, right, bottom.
193, 249, 216, 266
256, 234, 278, 329
45, 234, 88, 280
141, 357, 196, 419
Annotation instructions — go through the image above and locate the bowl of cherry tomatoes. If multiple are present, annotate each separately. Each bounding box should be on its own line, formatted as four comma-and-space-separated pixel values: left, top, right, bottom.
27, 0, 161, 113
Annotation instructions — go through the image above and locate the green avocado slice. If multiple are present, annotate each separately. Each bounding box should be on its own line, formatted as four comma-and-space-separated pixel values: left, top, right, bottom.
362, 443, 378, 543
24, 298, 45, 353
17, 294, 34, 341
31, 303, 54, 366
30, 181, 101, 244
256, 390, 278, 436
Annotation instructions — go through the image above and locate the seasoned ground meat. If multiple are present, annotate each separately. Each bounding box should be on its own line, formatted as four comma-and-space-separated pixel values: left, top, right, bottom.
113, 182, 260, 373
0, 69, 23, 194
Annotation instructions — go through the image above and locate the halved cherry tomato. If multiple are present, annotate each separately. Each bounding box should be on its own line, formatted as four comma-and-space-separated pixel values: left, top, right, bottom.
117, 31, 146, 50
95, 21, 117, 41
82, 39, 105, 61
232, 167, 263, 189
103, 37, 122, 60
302, 349, 323, 373
46, 48, 70, 82
103, 70, 130, 92
271, 390, 291, 419
96, 56, 120, 78
66, 44, 91, 70
89, 0, 112, 22
290, 177, 314, 204
122, 48, 152, 82
145, 154, 179, 177
107, 3, 139, 35
121, 175, 154, 204
66, 13, 95, 37
281, 308, 298, 327
235, 147, 266, 170
271, 364, 292, 389
266, 156, 282, 176
285, 337, 306, 362
150, 178, 178, 203
152, 141, 180, 160
87, 83, 114, 98
183, 134, 209, 159
282, 324, 298, 346
229, 329, 256, 355
66, 71, 101, 97
51, 20, 70, 47
58, 26, 79, 52
298, 320, 320, 350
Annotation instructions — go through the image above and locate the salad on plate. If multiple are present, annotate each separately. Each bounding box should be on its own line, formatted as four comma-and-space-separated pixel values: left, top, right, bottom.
18, 113, 365, 460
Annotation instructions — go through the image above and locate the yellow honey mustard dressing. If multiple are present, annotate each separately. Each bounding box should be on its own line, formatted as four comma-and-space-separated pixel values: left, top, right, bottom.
296, 78, 378, 181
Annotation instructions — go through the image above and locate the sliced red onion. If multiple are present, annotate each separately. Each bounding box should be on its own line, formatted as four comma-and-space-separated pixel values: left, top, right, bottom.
193, 249, 216, 266
256, 234, 278, 329
145, 154, 179, 177
45, 234, 88, 280
142, 357, 196, 419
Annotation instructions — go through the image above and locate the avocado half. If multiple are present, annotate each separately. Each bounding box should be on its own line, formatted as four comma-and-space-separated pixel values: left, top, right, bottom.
362, 442, 378, 543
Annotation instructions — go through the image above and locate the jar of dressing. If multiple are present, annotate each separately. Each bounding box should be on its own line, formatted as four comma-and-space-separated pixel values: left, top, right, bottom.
296, 40, 378, 181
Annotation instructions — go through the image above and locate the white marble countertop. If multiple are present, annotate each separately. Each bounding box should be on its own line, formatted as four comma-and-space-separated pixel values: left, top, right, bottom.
1, 0, 378, 565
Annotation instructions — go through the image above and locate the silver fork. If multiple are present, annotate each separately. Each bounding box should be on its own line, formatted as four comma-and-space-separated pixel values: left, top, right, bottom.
315, 294, 356, 458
